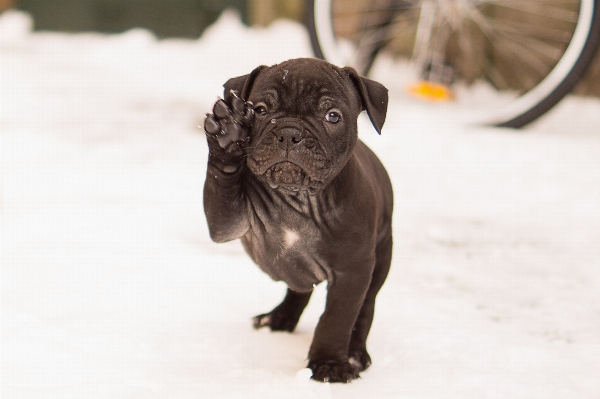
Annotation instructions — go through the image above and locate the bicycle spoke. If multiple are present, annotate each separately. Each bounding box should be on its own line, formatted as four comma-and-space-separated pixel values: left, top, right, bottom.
453, 20, 506, 90
333, 11, 419, 31
485, 20, 569, 60
468, 11, 570, 61
334, 12, 421, 47
484, 18, 574, 43
467, 7, 554, 72
482, 0, 579, 4
332, 4, 420, 14
488, 1, 579, 23
410, 1, 438, 70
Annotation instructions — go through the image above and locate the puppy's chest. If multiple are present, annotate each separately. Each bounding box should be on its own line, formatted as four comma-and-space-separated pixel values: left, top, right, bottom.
241, 196, 331, 291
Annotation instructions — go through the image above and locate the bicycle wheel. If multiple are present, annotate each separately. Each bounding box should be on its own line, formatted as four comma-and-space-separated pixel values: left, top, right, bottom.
307, 0, 600, 128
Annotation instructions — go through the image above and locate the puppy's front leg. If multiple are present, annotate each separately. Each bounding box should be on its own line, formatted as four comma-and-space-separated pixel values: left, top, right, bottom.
203, 92, 254, 243
308, 270, 373, 383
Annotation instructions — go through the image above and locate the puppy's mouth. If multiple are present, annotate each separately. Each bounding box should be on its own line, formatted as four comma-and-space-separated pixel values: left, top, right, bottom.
262, 161, 323, 193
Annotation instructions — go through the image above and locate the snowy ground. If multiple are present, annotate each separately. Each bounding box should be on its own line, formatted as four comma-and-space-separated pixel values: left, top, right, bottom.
2, 10, 600, 399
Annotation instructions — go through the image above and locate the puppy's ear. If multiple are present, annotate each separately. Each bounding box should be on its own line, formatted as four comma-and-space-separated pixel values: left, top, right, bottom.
344, 67, 389, 134
223, 65, 267, 100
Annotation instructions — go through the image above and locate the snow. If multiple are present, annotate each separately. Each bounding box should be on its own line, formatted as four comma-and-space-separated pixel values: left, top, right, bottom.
2, 9, 600, 399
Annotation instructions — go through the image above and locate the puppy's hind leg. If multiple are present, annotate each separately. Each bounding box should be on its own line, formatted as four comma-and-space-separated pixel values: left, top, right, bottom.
253, 288, 312, 332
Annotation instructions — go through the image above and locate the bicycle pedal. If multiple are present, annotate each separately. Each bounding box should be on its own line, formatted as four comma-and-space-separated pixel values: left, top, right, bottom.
407, 81, 454, 102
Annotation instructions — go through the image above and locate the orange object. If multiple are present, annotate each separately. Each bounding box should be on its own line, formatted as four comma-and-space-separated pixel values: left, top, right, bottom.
407, 81, 454, 102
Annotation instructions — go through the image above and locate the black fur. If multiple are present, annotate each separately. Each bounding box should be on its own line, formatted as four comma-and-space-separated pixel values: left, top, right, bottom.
203, 58, 392, 383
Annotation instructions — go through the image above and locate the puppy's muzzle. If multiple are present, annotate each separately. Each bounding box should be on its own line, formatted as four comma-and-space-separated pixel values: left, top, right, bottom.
248, 123, 329, 194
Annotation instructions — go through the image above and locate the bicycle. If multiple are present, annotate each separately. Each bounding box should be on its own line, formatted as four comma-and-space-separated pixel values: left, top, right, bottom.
306, 0, 600, 128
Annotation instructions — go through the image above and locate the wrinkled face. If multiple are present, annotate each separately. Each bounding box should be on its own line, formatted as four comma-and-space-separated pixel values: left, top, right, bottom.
245, 60, 363, 195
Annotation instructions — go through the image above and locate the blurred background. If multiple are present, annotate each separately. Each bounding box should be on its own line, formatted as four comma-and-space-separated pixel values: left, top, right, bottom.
2, 0, 302, 37
3, 1, 599, 397
2, 0, 598, 95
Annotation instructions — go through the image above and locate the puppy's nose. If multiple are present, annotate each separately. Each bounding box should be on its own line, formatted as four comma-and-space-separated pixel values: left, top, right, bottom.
276, 128, 303, 145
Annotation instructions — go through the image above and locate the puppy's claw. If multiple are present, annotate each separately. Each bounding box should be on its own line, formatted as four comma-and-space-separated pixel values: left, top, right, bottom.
253, 314, 271, 329
204, 114, 221, 136
213, 99, 230, 119
231, 92, 246, 115
308, 359, 360, 383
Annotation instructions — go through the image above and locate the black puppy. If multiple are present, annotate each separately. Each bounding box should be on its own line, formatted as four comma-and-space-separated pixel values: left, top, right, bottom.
203, 58, 392, 383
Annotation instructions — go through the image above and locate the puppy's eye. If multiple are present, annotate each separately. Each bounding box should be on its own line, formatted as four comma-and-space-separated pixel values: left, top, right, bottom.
255, 105, 268, 116
325, 112, 341, 124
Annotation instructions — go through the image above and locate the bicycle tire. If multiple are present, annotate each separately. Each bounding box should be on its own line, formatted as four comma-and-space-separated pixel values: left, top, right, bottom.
306, 0, 600, 128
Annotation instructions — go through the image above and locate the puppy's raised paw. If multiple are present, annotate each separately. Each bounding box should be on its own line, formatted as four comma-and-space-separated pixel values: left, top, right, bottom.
204, 90, 254, 150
